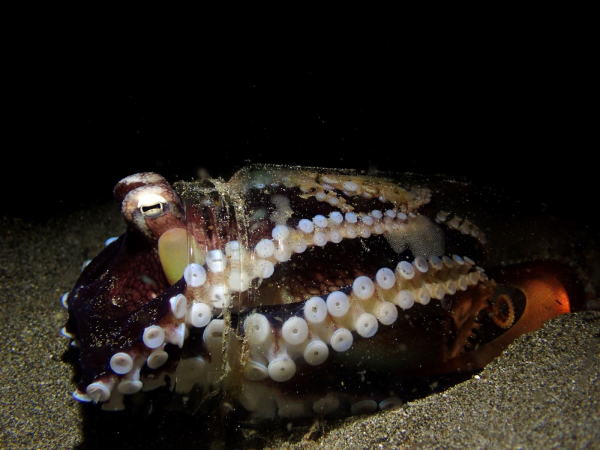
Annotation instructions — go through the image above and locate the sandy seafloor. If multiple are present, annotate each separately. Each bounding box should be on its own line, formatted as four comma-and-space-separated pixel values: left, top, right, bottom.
1, 201, 599, 450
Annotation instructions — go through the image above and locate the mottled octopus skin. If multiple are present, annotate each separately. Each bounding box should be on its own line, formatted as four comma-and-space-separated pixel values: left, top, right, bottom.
63, 165, 578, 420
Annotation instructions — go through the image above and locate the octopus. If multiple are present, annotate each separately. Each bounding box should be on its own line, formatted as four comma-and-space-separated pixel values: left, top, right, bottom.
61, 165, 593, 421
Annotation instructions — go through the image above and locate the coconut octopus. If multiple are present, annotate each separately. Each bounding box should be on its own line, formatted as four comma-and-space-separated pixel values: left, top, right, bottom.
61, 165, 593, 421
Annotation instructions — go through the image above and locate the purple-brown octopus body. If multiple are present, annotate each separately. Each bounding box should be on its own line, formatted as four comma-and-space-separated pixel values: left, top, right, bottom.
62, 165, 585, 420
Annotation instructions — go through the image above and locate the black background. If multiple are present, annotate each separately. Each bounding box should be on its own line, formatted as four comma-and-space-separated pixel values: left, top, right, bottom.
6, 9, 595, 224
3, 9, 596, 448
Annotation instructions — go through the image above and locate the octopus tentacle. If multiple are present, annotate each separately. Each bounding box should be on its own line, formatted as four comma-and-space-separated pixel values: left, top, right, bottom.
435, 210, 488, 246
490, 294, 516, 329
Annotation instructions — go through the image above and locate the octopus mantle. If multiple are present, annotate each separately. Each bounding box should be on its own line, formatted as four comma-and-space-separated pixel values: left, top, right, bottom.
62, 165, 583, 421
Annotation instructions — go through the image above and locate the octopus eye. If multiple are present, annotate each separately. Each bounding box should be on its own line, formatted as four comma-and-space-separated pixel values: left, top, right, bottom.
137, 193, 168, 218
140, 202, 164, 218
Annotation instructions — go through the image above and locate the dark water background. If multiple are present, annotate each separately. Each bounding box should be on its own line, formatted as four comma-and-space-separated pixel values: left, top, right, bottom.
6, 23, 595, 231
